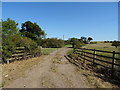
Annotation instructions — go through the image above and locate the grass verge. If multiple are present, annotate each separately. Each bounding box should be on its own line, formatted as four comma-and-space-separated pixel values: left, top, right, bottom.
65, 44, 72, 48
42, 48, 58, 55
66, 48, 74, 55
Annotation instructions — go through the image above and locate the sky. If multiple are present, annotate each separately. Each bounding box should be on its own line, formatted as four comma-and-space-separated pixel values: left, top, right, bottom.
2, 0, 119, 2
2, 2, 118, 41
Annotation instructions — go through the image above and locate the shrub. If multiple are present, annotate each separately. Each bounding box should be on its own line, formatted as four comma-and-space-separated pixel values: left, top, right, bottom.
42, 38, 64, 48
74, 40, 83, 49
2, 18, 42, 63
90, 42, 97, 44
2, 35, 16, 62
64, 40, 71, 45
13, 36, 41, 56
2, 35, 41, 63
112, 41, 120, 48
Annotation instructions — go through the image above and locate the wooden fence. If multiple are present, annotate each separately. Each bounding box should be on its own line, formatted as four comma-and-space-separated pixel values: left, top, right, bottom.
5, 47, 42, 64
74, 48, 120, 73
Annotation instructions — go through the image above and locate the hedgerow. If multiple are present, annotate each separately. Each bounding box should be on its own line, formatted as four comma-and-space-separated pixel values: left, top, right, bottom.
42, 38, 64, 48
2, 18, 42, 63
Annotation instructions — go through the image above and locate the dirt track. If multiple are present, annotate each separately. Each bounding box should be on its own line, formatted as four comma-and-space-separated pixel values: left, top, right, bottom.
3, 47, 93, 88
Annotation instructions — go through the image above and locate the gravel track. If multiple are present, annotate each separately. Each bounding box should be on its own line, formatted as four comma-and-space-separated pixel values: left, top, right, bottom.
4, 47, 91, 88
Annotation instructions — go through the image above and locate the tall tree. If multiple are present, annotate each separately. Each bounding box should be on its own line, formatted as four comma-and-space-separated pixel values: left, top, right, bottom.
87, 37, 93, 43
2, 18, 20, 62
2, 18, 19, 36
20, 21, 45, 41
69, 38, 77, 48
80, 36, 87, 43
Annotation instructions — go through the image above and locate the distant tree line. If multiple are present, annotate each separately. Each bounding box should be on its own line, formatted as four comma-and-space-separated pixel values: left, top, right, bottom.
65, 36, 93, 49
104, 40, 119, 43
104, 40, 120, 48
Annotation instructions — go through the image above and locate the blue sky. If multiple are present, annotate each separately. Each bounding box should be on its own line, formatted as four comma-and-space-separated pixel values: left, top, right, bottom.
2, 2, 118, 41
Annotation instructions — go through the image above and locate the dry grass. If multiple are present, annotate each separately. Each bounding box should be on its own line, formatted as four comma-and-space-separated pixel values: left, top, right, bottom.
83, 42, 119, 52
2, 55, 45, 87
67, 52, 119, 88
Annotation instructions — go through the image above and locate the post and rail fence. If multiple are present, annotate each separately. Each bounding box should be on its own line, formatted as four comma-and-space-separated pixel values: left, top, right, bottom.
2, 47, 42, 64
74, 48, 120, 73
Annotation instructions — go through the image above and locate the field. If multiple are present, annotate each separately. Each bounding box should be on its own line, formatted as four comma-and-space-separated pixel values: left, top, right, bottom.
83, 42, 119, 52
41, 48, 58, 55
72, 42, 120, 75
82, 42, 120, 58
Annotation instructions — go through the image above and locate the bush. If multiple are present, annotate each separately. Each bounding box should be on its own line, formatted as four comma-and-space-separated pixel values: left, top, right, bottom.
111, 41, 120, 48
73, 40, 85, 49
64, 40, 71, 45
42, 38, 64, 48
13, 36, 41, 56
2, 35, 16, 62
2, 35, 41, 63
2, 18, 42, 63
90, 42, 97, 44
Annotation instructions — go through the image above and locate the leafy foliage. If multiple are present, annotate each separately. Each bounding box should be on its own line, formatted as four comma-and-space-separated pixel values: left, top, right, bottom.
69, 38, 84, 48
2, 36, 16, 61
20, 21, 45, 41
80, 36, 87, 43
2, 18, 20, 62
2, 18, 19, 36
2, 18, 42, 63
42, 38, 64, 48
88, 37, 93, 41
87, 37, 93, 43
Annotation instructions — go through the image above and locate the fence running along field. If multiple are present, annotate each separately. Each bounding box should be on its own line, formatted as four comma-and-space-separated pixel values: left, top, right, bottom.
74, 48, 120, 73
3, 47, 42, 64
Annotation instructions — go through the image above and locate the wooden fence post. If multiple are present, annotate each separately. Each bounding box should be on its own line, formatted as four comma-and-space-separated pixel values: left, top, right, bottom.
24, 52, 27, 60
73, 48, 75, 53
93, 49, 96, 66
82, 48, 83, 63
112, 51, 115, 76
7, 60, 9, 64
83, 48, 86, 66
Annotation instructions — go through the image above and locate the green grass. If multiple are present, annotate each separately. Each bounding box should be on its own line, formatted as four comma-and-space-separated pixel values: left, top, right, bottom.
81, 42, 120, 58
67, 48, 74, 55
42, 48, 58, 55
65, 44, 72, 48
82, 43, 119, 52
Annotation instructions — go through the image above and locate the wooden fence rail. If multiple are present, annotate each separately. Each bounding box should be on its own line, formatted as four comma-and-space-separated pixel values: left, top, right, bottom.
5, 47, 42, 64
74, 48, 120, 73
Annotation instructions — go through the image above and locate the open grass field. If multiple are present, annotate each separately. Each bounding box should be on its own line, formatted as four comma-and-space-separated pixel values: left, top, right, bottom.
41, 48, 58, 55
83, 42, 119, 52
82, 42, 120, 58
78, 42, 120, 73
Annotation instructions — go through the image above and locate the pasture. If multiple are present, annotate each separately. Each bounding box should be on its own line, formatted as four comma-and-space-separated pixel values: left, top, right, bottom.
82, 42, 120, 58
83, 42, 119, 52
41, 48, 58, 55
